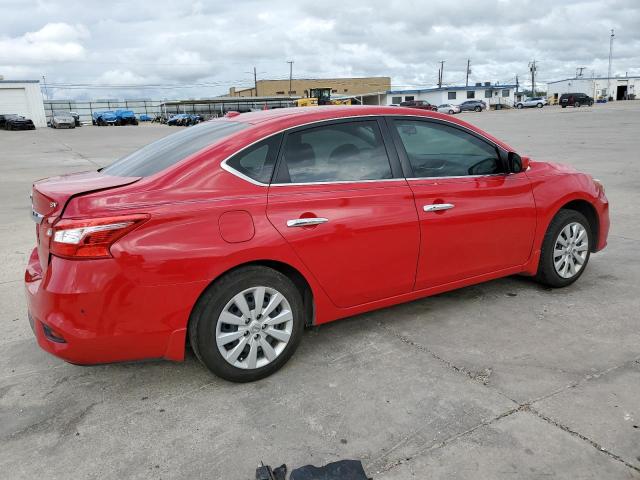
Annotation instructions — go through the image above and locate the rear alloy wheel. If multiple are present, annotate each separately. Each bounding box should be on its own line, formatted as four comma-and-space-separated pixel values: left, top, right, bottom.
517, 103, 524, 109
537, 103, 543, 108
448, 109, 454, 114
474, 106, 482, 112
535, 209, 591, 287
190, 266, 305, 382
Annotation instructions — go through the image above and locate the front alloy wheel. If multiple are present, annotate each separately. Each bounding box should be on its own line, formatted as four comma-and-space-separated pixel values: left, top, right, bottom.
553, 222, 589, 279
535, 209, 592, 287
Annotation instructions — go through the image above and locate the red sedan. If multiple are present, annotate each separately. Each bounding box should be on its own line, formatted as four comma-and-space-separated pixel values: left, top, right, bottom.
25, 106, 609, 382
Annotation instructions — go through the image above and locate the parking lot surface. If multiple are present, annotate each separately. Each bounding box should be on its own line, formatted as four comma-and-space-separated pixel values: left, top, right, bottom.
1, 103, 639, 479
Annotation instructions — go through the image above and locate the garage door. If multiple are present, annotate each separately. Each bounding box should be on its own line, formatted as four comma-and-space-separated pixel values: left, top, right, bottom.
0, 88, 29, 117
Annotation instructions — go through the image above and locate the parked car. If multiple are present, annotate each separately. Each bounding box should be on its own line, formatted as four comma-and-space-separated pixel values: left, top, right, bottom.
437, 104, 461, 114
51, 110, 76, 129
399, 100, 437, 111
458, 100, 487, 112
26, 106, 609, 382
114, 109, 138, 126
167, 113, 202, 126
559, 93, 594, 108
516, 97, 548, 109
92, 111, 118, 126
2, 114, 35, 130
139, 114, 153, 122
0, 114, 14, 128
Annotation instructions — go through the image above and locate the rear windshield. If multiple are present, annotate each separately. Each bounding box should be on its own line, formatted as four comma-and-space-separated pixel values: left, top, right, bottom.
102, 120, 247, 177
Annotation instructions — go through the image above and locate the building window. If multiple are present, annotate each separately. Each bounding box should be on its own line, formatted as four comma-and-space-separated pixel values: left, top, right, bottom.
332, 89, 337, 93
484, 90, 492, 98
392, 96, 402, 104
289, 91, 296, 94
467, 91, 475, 99
448, 92, 456, 100
344, 89, 348, 92
502, 89, 510, 97
404, 95, 415, 101
276, 91, 285, 95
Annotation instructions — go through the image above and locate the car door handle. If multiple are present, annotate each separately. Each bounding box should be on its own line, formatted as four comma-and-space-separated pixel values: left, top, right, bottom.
423, 203, 455, 212
286, 217, 329, 227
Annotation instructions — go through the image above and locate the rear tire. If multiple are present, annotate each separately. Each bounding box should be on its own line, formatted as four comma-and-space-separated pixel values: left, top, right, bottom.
189, 266, 306, 382
535, 209, 592, 288
448, 109, 454, 114
474, 106, 481, 112
537, 103, 543, 108
574, 102, 580, 108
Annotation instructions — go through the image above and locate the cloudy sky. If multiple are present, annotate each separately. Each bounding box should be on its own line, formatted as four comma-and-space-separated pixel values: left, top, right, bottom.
1, 0, 638, 100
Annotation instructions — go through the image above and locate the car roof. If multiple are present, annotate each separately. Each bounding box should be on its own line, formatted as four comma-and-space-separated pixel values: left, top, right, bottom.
219, 105, 515, 153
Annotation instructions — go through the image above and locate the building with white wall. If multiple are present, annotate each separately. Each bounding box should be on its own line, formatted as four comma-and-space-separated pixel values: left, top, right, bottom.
0, 80, 47, 127
386, 83, 518, 108
546, 76, 639, 103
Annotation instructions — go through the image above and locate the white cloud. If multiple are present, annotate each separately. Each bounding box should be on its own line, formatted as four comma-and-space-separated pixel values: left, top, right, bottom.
0, 0, 638, 99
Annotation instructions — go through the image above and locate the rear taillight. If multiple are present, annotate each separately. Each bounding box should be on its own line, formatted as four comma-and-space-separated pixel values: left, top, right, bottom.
50, 214, 149, 259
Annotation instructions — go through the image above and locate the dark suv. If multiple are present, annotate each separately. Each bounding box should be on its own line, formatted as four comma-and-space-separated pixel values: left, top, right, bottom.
399, 100, 437, 111
559, 93, 594, 108
458, 100, 487, 112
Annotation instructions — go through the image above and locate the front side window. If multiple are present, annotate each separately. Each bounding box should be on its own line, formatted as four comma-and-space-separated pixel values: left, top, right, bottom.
226, 134, 282, 184
393, 120, 503, 178
103, 120, 247, 177
278, 121, 392, 183
467, 91, 475, 99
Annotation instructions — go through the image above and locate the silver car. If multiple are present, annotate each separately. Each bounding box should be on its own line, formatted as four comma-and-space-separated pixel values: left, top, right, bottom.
437, 103, 461, 114
516, 97, 548, 109
51, 110, 76, 129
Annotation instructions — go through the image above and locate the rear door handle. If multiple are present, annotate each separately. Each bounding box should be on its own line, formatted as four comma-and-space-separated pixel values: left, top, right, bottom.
423, 203, 455, 212
286, 217, 329, 227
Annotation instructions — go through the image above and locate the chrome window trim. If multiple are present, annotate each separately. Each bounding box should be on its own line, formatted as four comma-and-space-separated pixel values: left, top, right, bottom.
219, 113, 508, 187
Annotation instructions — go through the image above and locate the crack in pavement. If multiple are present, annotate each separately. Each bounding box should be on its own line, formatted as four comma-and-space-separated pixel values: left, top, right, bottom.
528, 406, 640, 474
376, 321, 640, 476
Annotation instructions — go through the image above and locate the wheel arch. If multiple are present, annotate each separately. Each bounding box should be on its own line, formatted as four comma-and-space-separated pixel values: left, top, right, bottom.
187, 259, 316, 347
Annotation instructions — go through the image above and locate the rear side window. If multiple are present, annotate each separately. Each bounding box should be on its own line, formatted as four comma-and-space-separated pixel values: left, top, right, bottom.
102, 120, 247, 177
226, 134, 282, 184
393, 120, 503, 177
277, 121, 392, 183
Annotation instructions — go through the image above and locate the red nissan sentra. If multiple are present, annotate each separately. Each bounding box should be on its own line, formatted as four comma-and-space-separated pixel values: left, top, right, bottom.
25, 106, 609, 382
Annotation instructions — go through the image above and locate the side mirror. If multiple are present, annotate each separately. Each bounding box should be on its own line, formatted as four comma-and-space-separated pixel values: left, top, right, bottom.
508, 152, 530, 173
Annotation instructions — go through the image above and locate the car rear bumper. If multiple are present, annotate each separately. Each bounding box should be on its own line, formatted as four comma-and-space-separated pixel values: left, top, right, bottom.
24, 247, 206, 365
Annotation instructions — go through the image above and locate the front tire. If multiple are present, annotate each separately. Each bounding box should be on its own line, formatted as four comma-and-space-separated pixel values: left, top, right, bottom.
574, 102, 580, 108
537, 103, 543, 108
535, 209, 592, 288
517, 103, 523, 109
189, 266, 305, 382
474, 106, 481, 112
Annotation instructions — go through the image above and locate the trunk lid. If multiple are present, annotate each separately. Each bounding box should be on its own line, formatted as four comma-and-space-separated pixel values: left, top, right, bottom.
31, 170, 140, 271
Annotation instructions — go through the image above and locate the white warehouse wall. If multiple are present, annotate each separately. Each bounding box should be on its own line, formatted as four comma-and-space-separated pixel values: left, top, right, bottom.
547, 77, 639, 101
0, 81, 47, 127
387, 85, 516, 107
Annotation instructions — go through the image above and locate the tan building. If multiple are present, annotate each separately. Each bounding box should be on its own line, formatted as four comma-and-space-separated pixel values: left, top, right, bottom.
229, 77, 391, 98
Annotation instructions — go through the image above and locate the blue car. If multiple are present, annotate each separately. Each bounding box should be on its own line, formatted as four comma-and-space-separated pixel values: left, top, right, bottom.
92, 111, 118, 126
114, 109, 138, 125
138, 114, 152, 122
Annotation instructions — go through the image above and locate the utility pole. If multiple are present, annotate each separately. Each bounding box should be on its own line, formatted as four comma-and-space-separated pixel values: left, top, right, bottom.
41, 75, 49, 100
253, 66, 258, 97
528, 60, 537, 97
515, 74, 519, 97
607, 29, 615, 100
438, 60, 445, 88
287, 60, 294, 95
465, 59, 471, 87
